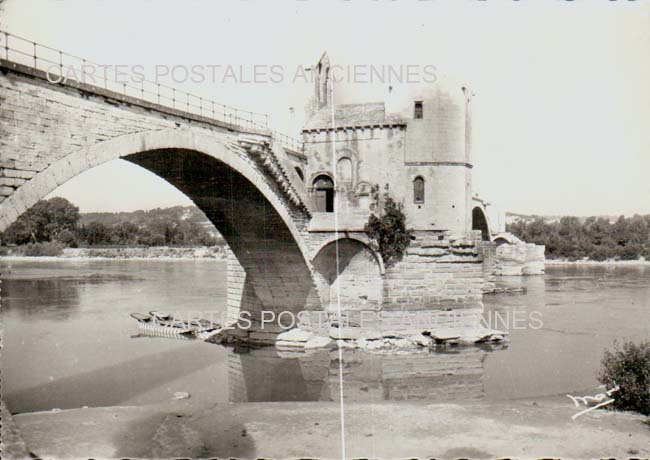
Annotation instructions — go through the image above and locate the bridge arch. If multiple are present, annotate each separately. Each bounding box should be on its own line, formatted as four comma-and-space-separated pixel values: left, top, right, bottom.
311, 236, 384, 311
0, 129, 322, 326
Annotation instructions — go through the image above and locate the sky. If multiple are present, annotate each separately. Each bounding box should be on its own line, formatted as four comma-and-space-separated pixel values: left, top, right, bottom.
2, 0, 649, 216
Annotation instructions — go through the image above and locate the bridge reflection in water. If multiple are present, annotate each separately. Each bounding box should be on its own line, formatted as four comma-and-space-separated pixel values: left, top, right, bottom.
228, 345, 505, 403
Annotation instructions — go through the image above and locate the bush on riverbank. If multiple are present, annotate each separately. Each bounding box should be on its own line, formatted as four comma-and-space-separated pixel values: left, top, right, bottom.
598, 340, 650, 416
17, 241, 66, 257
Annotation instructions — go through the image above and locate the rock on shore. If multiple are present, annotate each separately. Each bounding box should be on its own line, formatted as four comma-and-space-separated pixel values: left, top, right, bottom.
274, 326, 506, 352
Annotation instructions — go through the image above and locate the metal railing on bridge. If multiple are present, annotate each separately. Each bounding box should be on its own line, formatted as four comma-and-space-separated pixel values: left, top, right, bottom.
0, 30, 305, 153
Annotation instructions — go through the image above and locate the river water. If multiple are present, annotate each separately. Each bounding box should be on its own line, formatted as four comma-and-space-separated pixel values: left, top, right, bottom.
1, 259, 648, 414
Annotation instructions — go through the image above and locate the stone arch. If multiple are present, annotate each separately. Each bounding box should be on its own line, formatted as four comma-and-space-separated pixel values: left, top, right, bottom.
0, 129, 321, 326
493, 237, 510, 246
471, 206, 491, 241
311, 236, 384, 311
492, 232, 520, 246
311, 234, 385, 275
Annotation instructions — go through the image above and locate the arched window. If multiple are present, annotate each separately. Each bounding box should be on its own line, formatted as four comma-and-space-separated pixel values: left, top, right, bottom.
294, 167, 304, 182
312, 174, 335, 212
413, 176, 425, 204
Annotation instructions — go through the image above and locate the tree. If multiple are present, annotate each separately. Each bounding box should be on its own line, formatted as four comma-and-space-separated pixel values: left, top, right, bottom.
1, 197, 80, 244
364, 185, 413, 268
598, 340, 650, 415
79, 222, 111, 246
508, 214, 650, 261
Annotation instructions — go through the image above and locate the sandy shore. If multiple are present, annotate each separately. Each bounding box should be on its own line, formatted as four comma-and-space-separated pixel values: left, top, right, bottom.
10, 397, 649, 459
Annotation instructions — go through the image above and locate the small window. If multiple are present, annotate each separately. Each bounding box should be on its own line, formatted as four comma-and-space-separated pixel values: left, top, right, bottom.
414, 101, 423, 119
294, 167, 304, 182
413, 176, 425, 204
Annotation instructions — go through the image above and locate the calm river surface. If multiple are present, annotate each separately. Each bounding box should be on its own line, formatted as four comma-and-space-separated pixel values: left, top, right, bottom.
1, 259, 648, 414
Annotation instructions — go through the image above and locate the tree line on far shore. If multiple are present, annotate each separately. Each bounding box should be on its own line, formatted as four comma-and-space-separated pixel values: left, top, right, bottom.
3, 197, 650, 262
0, 197, 224, 254
507, 215, 650, 261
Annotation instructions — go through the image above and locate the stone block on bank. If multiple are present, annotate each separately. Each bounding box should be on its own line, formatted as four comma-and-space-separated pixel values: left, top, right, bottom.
275, 340, 306, 349
409, 334, 432, 347
330, 327, 362, 340
276, 328, 314, 343
304, 336, 334, 349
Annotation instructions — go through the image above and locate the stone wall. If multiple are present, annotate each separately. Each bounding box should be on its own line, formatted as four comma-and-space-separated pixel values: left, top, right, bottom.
494, 242, 546, 276
290, 230, 486, 335
383, 231, 484, 311
476, 240, 497, 292
302, 123, 472, 233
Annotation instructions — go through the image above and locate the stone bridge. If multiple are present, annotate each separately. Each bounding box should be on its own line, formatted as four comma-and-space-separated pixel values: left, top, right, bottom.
0, 33, 491, 344
0, 36, 338, 338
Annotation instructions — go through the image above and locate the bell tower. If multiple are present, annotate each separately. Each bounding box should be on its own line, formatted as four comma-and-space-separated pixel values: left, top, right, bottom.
313, 52, 332, 108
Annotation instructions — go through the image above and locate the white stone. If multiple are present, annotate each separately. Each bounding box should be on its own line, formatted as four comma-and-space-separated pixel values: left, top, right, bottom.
409, 334, 432, 347
336, 339, 356, 349
276, 328, 314, 343
356, 338, 368, 349
360, 330, 383, 340
366, 340, 384, 350
304, 336, 334, 349
381, 330, 403, 339
275, 340, 306, 349
172, 392, 190, 400
393, 338, 414, 348
329, 327, 361, 340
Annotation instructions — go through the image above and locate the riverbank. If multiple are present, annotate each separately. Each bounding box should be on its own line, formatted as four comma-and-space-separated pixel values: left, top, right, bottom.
10, 397, 649, 459
545, 258, 650, 266
0, 246, 226, 261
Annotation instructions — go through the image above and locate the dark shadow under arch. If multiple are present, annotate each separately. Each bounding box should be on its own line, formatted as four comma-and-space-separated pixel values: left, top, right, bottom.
311, 238, 383, 310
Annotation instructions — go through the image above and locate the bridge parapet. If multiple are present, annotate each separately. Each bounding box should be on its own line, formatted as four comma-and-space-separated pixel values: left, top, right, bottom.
0, 30, 304, 154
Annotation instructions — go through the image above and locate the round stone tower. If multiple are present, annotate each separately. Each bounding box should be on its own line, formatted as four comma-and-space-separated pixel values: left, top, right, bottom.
387, 79, 474, 235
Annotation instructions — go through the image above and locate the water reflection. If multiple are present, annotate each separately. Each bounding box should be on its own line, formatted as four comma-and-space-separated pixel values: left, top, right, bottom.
1, 267, 139, 321
229, 345, 500, 403
1, 279, 81, 320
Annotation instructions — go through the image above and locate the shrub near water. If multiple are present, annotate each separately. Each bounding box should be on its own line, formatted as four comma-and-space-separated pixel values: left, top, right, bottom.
19, 241, 65, 257
598, 340, 650, 415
